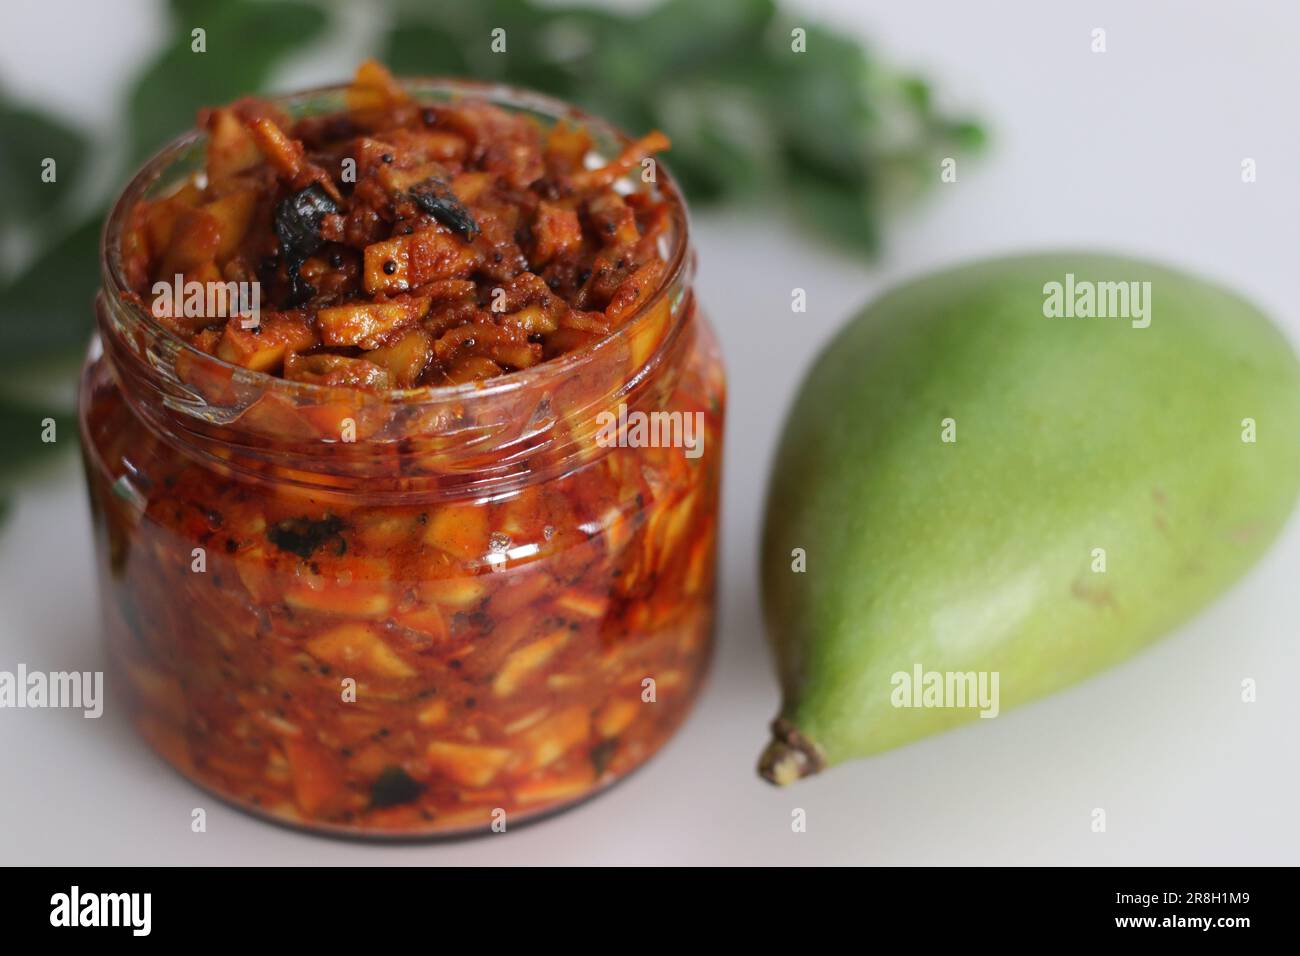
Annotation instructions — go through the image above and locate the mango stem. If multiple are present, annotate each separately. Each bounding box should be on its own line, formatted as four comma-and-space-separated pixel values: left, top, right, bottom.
758, 718, 825, 785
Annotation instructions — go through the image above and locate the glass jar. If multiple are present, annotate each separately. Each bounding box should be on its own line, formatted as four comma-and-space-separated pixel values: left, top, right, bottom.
79, 80, 725, 837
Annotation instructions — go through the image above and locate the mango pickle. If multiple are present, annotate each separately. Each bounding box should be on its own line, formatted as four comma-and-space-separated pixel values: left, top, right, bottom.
80, 66, 725, 836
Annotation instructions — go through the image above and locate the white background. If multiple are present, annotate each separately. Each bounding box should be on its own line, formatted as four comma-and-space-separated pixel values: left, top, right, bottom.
1, 0, 1297, 865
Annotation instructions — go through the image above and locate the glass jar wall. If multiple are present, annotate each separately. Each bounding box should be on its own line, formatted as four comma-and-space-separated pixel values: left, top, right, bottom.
79, 80, 725, 836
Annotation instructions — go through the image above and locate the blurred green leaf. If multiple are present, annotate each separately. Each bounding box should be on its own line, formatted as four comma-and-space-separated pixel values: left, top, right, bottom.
760, 25, 875, 186
386, 0, 621, 97
384, 21, 471, 78
628, 0, 775, 81
0, 214, 103, 368
901, 76, 932, 114
0, 96, 88, 238
126, 0, 329, 166
0, 399, 74, 470
648, 80, 777, 201
787, 168, 879, 255
0, 399, 75, 525
948, 119, 987, 151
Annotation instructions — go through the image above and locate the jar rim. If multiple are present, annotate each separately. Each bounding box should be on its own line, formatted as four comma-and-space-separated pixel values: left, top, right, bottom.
99, 75, 693, 406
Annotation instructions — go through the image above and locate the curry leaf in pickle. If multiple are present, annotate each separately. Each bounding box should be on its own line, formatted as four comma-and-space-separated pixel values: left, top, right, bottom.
370, 766, 426, 809
274, 184, 339, 305
410, 178, 480, 241
590, 738, 618, 777
267, 514, 347, 560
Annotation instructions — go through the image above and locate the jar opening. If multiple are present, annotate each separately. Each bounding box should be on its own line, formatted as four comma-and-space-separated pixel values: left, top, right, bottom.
93, 77, 699, 493
99, 76, 693, 406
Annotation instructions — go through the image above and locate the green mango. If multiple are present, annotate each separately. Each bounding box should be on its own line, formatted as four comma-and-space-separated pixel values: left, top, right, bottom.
759, 253, 1300, 784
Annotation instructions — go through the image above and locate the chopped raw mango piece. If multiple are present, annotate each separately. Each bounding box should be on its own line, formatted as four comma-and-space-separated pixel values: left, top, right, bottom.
305, 623, 415, 678
493, 628, 569, 697
425, 741, 513, 788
